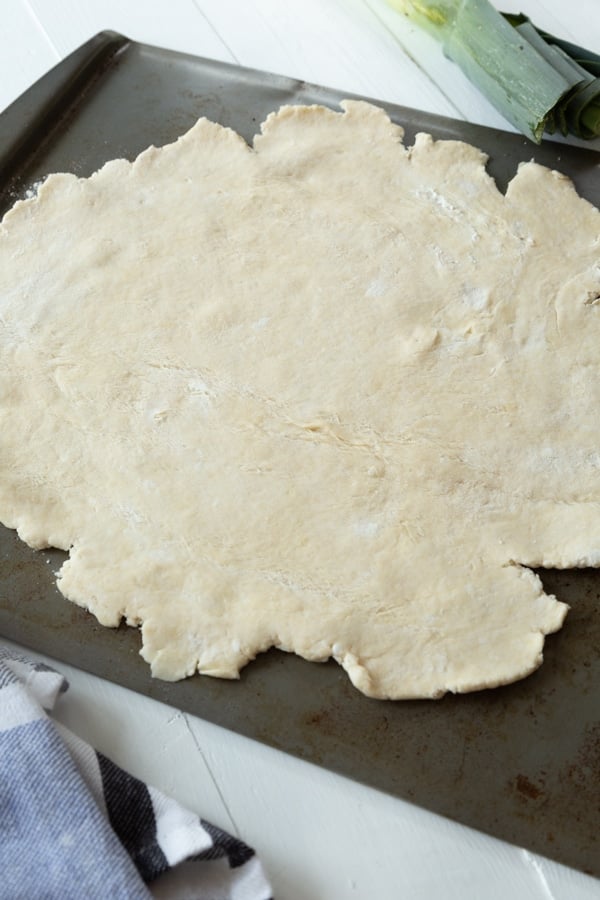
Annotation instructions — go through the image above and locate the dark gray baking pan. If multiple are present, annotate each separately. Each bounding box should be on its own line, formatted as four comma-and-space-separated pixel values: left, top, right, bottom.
0, 31, 598, 878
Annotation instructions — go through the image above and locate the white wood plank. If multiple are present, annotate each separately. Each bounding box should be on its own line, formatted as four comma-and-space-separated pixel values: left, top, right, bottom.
192, 0, 461, 116
537, 856, 600, 900
0, 0, 59, 112
24, 0, 236, 62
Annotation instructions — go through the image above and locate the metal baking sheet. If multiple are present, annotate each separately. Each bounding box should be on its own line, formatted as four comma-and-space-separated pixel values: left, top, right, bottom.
0, 32, 598, 878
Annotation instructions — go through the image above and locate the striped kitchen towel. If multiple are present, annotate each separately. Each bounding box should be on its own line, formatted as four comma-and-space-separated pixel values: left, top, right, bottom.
0, 645, 272, 900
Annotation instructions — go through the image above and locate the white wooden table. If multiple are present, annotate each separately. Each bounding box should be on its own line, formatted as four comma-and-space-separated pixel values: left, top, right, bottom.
2, 2, 599, 898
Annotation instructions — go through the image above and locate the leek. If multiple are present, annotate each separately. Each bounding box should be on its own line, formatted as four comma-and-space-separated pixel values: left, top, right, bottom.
387, 0, 600, 143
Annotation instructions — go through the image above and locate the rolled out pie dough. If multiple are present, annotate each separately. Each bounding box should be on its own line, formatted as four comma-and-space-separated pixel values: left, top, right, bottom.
1, 101, 599, 699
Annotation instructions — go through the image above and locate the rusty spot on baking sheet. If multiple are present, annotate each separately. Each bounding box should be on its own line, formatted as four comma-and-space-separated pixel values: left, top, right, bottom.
515, 774, 544, 800
559, 722, 600, 792
305, 709, 334, 731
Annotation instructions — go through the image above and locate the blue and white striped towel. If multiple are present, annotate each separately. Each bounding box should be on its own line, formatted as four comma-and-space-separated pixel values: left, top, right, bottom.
0, 646, 272, 900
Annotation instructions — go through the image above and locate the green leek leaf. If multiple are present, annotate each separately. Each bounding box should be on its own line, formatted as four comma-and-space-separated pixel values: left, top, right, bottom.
387, 0, 600, 143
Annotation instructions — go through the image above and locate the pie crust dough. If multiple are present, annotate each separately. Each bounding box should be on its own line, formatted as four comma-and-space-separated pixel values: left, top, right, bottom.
1, 101, 598, 698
